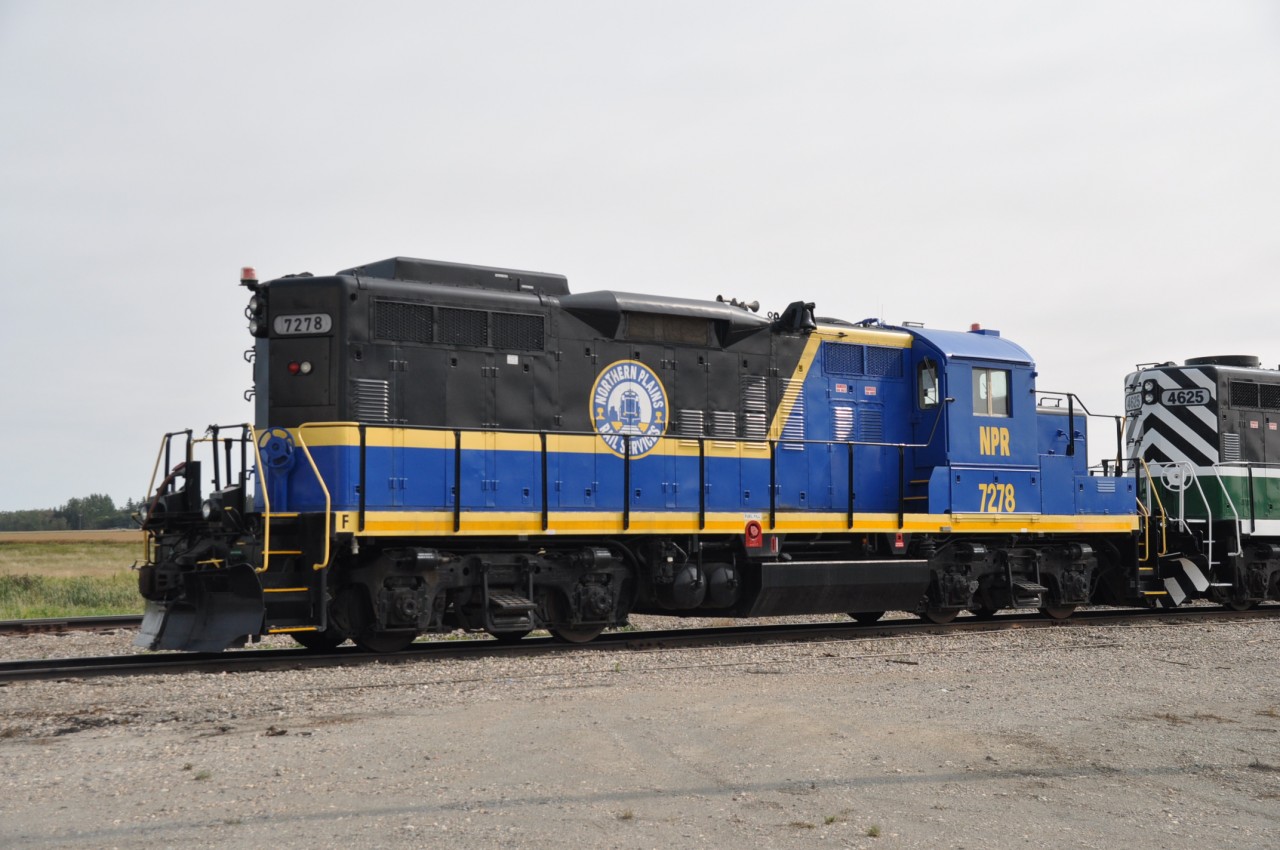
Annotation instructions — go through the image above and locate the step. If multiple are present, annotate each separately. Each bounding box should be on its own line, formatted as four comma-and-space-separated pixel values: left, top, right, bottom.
488, 592, 537, 613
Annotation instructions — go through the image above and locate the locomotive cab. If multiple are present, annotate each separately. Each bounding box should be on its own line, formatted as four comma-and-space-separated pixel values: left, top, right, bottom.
903, 326, 1040, 514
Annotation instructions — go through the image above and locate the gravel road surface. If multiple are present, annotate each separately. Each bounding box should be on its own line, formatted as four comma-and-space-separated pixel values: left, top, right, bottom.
2, 616, 1278, 849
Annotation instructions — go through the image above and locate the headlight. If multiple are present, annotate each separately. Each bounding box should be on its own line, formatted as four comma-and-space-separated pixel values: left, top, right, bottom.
201, 500, 215, 521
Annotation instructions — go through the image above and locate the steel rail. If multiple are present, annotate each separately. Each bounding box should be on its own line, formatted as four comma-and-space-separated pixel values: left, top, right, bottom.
0, 615, 143, 636
0, 605, 1274, 684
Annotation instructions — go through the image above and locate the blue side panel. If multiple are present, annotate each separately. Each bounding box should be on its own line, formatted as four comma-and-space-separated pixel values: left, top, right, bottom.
853, 444, 900, 513
775, 447, 808, 510
628, 452, 667, 510
948, 467, 1042, 513
550, 448, 596, 509
1074, 475, 1136, 515
1039, 455, 1077, 514
1036, 410, 1089, 476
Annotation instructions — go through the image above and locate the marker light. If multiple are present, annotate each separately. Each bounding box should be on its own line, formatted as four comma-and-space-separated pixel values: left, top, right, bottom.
288, 361, 313, 375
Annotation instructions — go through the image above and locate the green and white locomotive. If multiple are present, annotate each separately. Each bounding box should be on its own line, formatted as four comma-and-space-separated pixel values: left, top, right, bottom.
1125, 355, 1280, 608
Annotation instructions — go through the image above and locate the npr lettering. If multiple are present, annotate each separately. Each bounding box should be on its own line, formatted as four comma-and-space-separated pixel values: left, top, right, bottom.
979, 426, 1010, 457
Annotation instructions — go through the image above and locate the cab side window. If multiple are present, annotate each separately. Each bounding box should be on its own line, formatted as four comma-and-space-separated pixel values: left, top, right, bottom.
973, 368, 1010, 416
918, 359, 939, 409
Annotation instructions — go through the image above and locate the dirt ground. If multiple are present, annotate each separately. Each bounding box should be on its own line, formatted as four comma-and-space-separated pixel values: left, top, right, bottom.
1, 617, 1278, 849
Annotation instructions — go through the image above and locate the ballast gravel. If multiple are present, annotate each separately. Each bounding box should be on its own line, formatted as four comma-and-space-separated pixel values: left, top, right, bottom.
1, 615, 1278, 849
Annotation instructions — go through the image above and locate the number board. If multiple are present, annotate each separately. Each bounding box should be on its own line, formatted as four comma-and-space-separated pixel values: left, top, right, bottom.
1160, 388, 1209, 407
273, 314, 333, 335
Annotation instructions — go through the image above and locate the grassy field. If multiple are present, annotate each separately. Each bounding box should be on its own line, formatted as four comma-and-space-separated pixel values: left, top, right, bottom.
0, 541, 144, 619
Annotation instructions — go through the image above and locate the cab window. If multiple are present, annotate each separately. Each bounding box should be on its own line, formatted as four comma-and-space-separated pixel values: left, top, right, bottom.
972, 368, 1010, 417
918, 359, 939, 409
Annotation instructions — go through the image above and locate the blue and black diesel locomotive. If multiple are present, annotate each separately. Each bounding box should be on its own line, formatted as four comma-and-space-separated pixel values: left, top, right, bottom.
134, 257, 1275, 652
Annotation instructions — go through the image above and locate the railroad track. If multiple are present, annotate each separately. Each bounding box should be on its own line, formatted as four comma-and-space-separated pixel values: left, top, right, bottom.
0, 605, 1274, 684
0, 614, 143, 636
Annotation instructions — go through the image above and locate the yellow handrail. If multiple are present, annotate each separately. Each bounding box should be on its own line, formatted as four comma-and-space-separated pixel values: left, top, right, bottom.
249, 427, 275, 573
141, 436, 169, 566
1136, 457, 1169, 559
295, 423, 334, 571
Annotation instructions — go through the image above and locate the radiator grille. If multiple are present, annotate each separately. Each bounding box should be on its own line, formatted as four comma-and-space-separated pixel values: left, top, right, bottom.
373, 300, 432, 343
1231, 381, 1259, 408
1222, 433, 1241, 462
1262, 384, 1280, 411
824, 342, 903, 378
438, 307, 488, 346
866, 346, 903, 378
824, 343, 864, 376
492, 312, 544, 351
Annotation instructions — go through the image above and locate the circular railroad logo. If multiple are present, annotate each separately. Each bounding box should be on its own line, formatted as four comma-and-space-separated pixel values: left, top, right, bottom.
591, 360, 668, 457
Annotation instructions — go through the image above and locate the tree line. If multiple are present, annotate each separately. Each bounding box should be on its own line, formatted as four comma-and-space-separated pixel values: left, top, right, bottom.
0, 494, 144, 532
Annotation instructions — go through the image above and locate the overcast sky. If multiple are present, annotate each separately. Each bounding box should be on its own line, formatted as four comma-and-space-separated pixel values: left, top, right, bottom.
1, 1, 1277, 511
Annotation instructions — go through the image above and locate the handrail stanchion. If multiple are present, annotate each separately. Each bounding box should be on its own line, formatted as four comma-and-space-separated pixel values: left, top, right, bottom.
294, 424, 333, 571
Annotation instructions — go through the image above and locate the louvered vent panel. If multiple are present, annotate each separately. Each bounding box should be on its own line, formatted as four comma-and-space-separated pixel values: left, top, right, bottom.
678, 409, 705, 442
374, 300, 432, 343
1231, 381, 1260, 408
352, 378, 390, 423
1097, 479, 1116, 493
493, 312, 544, 351
859, 406, 884, 442
438, 307, 488, 346
865, 346, 903, 378
824, 343, 864, 376
780, 378, 805, 450
741, 376, 768, 441
1222, 433, 1241, 462
832, 405, 854, 441
710, 410, 737, 444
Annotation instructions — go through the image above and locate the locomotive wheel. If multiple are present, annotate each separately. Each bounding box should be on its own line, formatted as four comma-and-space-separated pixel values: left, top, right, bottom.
291, 629, 349, 651
849, 611, 885, 625
353, 629, 419, 653
1221, 596, 1257, 612
549, 623, 605, 644
1039, 605, 1077, 620
544, 590, 606, 643
489, 629, 532, 643
331, 584, 419, 653
922, 608, 959, 625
